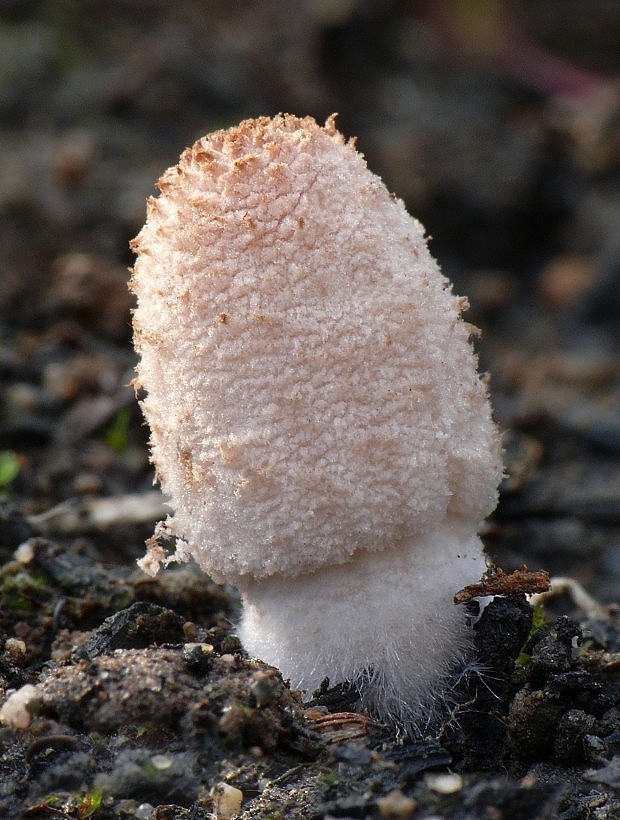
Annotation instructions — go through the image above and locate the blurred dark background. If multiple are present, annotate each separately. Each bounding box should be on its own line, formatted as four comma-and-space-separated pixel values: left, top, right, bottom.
1, 0, 619, 602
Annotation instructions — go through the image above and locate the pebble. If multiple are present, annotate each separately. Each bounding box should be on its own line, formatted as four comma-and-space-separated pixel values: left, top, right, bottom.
0, 684, 40, 729
423, 771, 463, 794
211, 783, 243, 820
376, 789, 417, 818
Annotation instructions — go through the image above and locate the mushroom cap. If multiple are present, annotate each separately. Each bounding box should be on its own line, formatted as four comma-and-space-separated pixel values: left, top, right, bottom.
131, 114, 502, 584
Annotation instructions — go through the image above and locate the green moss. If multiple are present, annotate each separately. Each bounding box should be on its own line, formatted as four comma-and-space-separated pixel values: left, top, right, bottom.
37, 789, 104, 818
40, 793, 62, 806
320, 770, 339, 787
78, 788, 104, 818
0, 570, 49, 613
0, 450, 20, 491
515, 605, 549, 669
104, 407, 132, 452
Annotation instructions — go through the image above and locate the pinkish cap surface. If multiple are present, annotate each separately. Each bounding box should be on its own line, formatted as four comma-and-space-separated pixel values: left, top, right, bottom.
130, 114, 502, 585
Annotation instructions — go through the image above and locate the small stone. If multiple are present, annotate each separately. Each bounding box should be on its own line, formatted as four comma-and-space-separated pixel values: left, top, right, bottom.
554, 709, 596, 764
183, 641, 214, 654
584, 734, 607, 764
0, 684, 40, 729
212, 782, 243, 820
4, 638, 26, 655
14, 541, 35, 564
249, 670, 279, 707
376, 789, 417, 818
423, 772, 463, 794
3, 638, 27, 668
219, 653, 236, 666
183, 642, 214, 676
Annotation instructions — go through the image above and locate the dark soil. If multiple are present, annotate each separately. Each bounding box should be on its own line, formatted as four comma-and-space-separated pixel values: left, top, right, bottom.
0, 2, 618, 818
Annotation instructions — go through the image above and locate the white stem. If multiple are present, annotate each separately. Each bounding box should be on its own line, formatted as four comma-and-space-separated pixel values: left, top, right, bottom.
238, 519, 487, 733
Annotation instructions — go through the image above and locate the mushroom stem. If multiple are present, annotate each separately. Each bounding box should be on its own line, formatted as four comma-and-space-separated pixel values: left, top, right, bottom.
239, 519, 486, 730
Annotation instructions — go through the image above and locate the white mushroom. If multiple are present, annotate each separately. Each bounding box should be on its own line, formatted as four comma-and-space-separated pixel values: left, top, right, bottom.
130, 114, 503, 732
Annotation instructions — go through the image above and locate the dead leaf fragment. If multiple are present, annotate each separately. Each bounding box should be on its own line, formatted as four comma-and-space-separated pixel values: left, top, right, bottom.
454, 565, 551, 604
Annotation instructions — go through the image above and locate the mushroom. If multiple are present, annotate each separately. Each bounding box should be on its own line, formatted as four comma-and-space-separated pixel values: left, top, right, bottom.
130, 114, 503, 732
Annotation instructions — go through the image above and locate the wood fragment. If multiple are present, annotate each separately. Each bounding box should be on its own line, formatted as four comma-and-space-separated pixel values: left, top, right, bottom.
304, 710, 373, 743
454, 565, 551, 604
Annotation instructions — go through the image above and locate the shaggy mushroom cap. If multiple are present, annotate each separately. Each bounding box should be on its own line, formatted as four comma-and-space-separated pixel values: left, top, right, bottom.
131, 114, 503, 730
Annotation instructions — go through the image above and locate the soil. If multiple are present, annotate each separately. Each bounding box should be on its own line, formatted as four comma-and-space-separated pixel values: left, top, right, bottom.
0, 2, 619, 818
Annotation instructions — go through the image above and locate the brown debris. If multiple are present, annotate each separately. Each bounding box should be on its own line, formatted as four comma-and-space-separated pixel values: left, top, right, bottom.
454, 565, 551, 604
304, 710, 374, 744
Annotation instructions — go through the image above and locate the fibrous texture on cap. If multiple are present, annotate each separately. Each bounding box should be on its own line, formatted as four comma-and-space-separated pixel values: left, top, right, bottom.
131, 114, 503, 731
